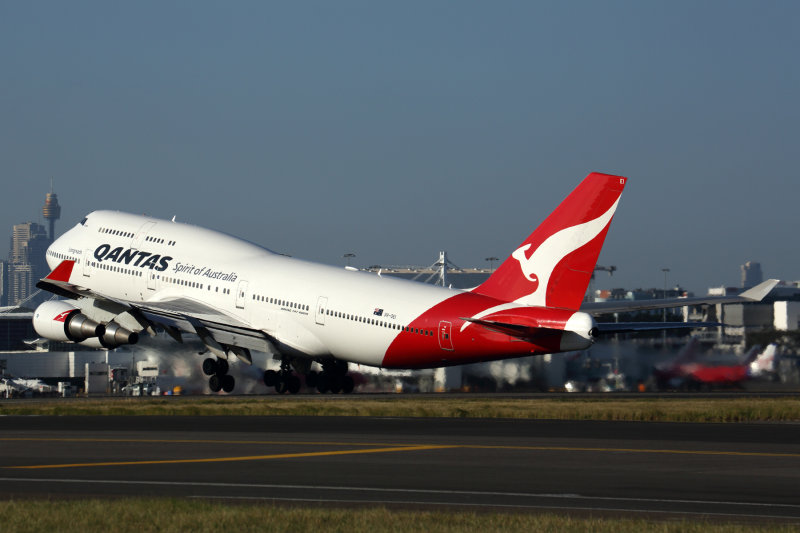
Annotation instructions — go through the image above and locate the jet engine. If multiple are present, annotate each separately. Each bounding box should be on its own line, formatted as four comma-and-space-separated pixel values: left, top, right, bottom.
33, 300, 139, 349
33, 300, 103, 343
97, 322, 139, 349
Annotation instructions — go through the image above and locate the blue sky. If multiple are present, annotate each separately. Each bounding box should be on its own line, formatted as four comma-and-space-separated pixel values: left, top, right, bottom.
1, 1, 797, 293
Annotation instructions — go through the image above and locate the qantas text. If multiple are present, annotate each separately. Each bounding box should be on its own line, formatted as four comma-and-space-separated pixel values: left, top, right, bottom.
94, 244, 172, 272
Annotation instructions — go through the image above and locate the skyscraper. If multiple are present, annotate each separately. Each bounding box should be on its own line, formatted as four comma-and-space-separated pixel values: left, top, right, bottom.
0, 261, 8, 307
741, 261, 763, 289
8, 222, 50, 306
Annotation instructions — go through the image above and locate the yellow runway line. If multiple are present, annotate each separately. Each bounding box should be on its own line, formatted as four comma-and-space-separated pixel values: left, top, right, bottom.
7, 444, 457, 470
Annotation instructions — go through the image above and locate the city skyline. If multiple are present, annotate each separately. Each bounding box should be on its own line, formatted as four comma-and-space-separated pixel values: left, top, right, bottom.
1, 2, 797, 292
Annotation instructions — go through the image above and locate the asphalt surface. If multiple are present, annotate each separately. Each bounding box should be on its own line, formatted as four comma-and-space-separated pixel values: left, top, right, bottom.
1, 416, 799, 522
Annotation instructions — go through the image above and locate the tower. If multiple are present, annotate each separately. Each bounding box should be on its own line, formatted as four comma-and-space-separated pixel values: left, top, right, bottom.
42, 180, 61, 242
741, 261, 763, 289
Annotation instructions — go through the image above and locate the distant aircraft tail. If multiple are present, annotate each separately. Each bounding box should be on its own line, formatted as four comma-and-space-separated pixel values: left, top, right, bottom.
474, 173, 626, 310
749, 343, 778, 375
739, 344, 763, 365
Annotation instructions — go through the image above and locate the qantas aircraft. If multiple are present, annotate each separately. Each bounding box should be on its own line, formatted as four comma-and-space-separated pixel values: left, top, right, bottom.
33, 173, 777, 394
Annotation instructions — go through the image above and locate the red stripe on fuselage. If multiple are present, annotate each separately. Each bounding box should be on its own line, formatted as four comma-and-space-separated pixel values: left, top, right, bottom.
381, 292, 575, 369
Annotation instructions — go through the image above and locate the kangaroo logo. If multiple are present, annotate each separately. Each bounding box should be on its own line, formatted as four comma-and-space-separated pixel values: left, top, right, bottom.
510, 197, 621, 306
511, 244, 539, 291
54, 310, 72, 322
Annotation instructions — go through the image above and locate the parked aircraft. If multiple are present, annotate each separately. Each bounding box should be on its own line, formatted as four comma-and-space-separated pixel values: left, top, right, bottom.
654, 340, 778, 390
0, 375, 53, 398
32, 173, 777, 393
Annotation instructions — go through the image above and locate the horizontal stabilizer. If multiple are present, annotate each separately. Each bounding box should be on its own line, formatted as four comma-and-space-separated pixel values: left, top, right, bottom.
459, 317, 565, 341
595, 321, 721, 335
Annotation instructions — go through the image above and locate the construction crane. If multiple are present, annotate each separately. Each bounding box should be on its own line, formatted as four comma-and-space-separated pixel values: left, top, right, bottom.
585, 265, 617, 302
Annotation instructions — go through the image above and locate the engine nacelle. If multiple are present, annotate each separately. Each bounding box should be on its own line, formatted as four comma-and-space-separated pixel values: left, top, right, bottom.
33, 300, 103, 343
98, 322, 139, 349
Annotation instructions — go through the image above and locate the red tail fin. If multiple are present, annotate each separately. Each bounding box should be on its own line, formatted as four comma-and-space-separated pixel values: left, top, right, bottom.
474, 173, 626, 310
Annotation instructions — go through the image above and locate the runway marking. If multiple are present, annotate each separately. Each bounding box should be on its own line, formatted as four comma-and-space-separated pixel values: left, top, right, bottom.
0, 437, 408, 447
6, 444, 455, 470
468, 445, 800, 458
3, 437, 800, 459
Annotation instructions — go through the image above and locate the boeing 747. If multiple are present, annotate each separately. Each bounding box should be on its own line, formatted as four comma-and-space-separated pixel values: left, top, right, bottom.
33, 173, 777, 393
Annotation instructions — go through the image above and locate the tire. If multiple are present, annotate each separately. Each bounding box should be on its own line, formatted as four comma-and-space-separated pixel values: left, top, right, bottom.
329, 374, 342, 394
221, 374, 235, 393
288, 375, 301, 394
215, 358, 229, 376
342, 375, 355, 394
316, 372, 330, 394
305, 370, 318, 388
264, 369, 279, 387
275, 378, 289, 394
202, 358, 217, 376
209, 375, 222, 392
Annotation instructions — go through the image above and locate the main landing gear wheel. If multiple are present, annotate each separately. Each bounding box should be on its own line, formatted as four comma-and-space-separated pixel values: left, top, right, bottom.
263, 369, 279, 387
315, 360, 355, 394
205, 357, 233, 393
268, 358, 301, 394
202, 358, 216, 376
221, 374, 235, 393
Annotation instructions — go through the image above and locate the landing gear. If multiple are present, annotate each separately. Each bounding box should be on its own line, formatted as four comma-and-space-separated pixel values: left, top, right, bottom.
315, 360, 354, 394
204, 357, 235, 393
265, 358, 301, 394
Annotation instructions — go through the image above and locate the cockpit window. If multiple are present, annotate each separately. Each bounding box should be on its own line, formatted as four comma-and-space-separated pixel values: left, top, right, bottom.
80, 217, 88, 226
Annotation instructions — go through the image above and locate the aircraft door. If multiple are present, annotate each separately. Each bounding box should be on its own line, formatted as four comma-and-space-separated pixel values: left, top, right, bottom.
83, 248, 93, 277
235, 280, 249, 309
147, 271, 157, 290
438, 321, 454, 351
316, 297, 328, 325
131, 221, 155, 250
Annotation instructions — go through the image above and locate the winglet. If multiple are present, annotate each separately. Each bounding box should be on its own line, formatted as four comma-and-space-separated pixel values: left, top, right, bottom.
45, 260, 75, 283
740, 279, 778, 301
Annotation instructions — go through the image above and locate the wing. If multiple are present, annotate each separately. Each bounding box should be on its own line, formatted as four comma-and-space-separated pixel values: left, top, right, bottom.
37, 260, 273, 361
581, 279, 778, 315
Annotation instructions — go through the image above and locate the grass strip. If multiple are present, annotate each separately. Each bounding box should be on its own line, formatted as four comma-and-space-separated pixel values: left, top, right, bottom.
0, 499, 795, 533
1, 396, 799, 422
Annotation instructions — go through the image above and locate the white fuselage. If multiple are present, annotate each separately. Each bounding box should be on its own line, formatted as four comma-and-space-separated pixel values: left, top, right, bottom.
46, 211, 461, 367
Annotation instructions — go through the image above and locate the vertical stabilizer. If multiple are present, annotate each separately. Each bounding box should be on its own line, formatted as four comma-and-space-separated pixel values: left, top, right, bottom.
474, 173, 626, 309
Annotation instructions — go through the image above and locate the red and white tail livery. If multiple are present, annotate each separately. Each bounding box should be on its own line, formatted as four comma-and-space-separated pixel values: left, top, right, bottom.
32, 172, 776, 394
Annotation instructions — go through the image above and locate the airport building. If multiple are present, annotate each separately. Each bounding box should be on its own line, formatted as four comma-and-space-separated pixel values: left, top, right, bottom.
0, 241, 797, 394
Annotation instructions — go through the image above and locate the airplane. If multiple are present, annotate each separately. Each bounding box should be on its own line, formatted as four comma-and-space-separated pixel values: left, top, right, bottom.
653, 340, 778, 390
749, 343, 779, 379
0, 375, 54, 398
32, 172, 778, 394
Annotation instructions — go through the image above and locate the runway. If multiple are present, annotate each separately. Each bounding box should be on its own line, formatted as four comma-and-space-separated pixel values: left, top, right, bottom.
1, 415, 799, 521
